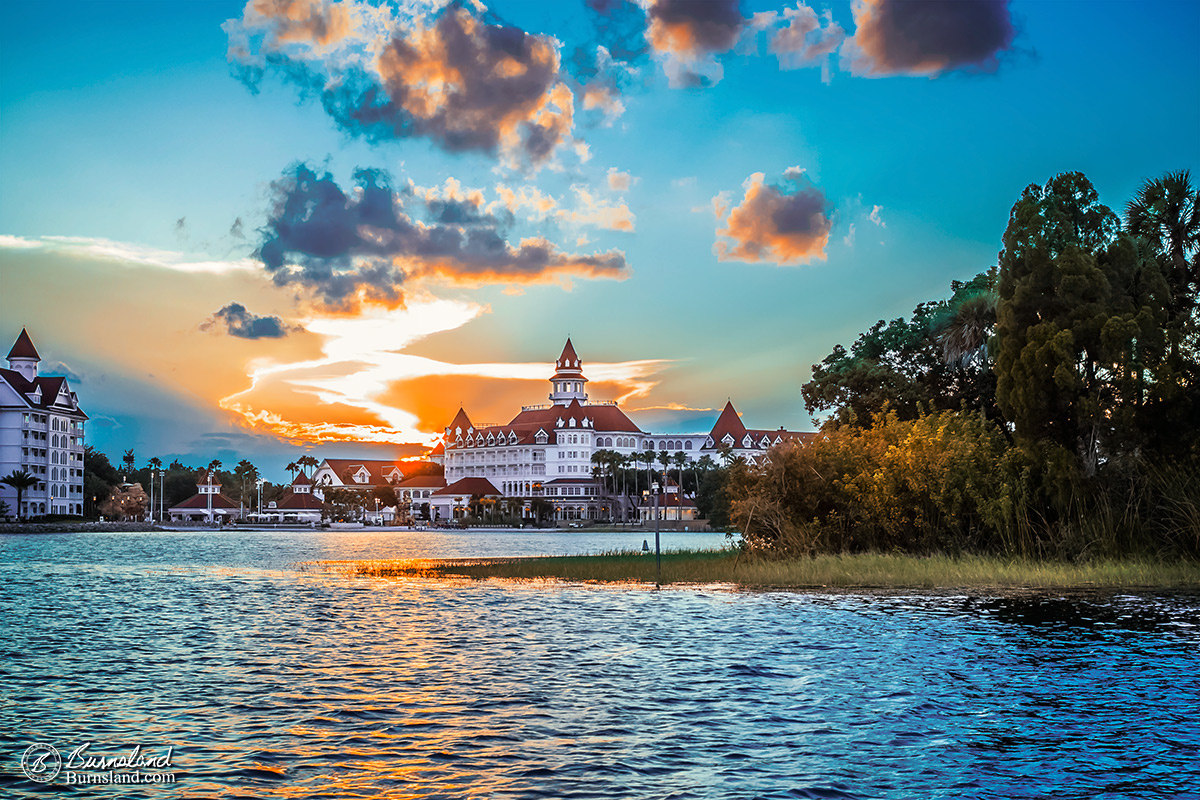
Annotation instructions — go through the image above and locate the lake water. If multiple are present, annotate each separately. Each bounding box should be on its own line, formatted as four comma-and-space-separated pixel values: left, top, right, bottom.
1, 530, 1197, 799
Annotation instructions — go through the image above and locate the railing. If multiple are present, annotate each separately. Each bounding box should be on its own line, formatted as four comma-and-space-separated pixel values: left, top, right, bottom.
521, 403, 551, 411
590, 400, 619, 406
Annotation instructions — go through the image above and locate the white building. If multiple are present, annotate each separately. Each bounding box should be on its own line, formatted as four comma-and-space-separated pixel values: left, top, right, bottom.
310, 459, 406, 495
275, 472, 323, 523
440, 339, 811, 521
0, 329, 88, 518
167, 471, 242, 523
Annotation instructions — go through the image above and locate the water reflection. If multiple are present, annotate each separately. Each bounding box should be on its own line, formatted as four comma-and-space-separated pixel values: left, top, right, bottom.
1, 532, 1197, 799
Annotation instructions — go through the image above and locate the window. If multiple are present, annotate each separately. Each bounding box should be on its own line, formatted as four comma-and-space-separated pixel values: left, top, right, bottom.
685, 440, 692, 449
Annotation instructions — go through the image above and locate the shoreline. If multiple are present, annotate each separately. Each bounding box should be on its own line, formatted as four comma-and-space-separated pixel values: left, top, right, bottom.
331, 550, 1200, 590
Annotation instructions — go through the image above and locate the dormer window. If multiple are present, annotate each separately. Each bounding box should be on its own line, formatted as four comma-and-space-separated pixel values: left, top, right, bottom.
721, 434, 735, 446
742, 435, 753, 447
568, 418, 576, 428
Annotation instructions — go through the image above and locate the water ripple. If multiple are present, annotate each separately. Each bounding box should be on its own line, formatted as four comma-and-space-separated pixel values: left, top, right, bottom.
1, 531, 1198, 799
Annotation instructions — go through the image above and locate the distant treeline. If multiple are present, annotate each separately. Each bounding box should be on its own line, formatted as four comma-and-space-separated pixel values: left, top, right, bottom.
719, 170, 1199, 558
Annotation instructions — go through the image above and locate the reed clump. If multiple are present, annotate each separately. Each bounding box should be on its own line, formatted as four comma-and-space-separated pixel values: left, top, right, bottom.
328, 549, 1200, 589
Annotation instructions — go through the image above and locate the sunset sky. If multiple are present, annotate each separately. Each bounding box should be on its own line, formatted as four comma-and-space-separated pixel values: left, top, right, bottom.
2, 0, 1197, 479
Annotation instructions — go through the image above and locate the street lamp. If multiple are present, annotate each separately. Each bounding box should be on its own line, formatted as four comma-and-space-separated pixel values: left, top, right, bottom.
256, 477, 265, 523
651, 481, 661, 586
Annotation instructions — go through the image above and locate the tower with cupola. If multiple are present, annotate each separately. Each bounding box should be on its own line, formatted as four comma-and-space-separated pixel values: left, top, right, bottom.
549, 338, 588, 406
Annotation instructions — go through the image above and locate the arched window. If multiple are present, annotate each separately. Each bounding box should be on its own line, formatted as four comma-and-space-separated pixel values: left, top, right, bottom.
685, 440, 692, 449
658, 441, 665, 450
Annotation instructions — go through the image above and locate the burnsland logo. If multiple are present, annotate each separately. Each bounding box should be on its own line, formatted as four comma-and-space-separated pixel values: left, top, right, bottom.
20, 744, 62, 783
19, 742, 176, 786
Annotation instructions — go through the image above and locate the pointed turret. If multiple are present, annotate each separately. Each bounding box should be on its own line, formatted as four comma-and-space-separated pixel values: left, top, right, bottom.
549, 338, 588, 406
6, 328, 40, 381
557, 338, 579, 370
445, 407, 474, 440
707, 401, 748, 448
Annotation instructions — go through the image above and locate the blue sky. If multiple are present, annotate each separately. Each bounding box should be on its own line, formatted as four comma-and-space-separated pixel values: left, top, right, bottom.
2, 0, 1197, 479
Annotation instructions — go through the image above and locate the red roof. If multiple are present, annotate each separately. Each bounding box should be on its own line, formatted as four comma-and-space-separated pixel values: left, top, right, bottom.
291, 472, 312, 486
556, 338, 580, 372
434, 477, 501, 497
705, 401, 748, 447
277, 492, 323, 510
446, 407, 473, 436
7, 328, 40, 360
317, 459, 405, 485
0, 369, 88, 417
170, 493, 239, 510
193, 469, 221, 487
397, 475, 447, 489
506, 398, 642, 434
429, 441, 445, 455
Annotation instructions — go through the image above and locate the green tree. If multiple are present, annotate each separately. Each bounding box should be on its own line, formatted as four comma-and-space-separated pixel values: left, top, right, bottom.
803, 271, 1000, 427
121, 449, 136, 475
84, 446, 120, 517
1, 470, 39, 521
1122, 170, 1200, 458
994, 171, 1169, 476
370, 485, 399, 518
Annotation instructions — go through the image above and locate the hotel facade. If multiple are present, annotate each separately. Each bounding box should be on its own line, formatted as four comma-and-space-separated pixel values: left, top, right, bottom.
0, 329, 88, 518
436, 339, 810, 521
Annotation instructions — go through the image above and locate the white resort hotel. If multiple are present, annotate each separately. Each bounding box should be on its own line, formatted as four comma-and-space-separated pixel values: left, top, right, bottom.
431, 339, 810, 522
0, 330, 88, 518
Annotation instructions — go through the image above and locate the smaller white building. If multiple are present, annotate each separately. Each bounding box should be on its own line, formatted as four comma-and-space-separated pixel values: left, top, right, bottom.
168, 472, 241, 523
275, 472, 323, 523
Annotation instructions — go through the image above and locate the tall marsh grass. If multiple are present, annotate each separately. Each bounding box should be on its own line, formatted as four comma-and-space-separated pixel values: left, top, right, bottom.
326, 549, 1200, 589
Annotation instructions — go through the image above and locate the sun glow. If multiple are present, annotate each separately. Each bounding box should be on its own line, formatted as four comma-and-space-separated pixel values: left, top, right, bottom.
218, 297, 668, 447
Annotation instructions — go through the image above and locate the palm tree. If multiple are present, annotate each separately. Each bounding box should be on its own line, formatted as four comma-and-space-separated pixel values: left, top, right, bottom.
640, 449, 655, 496
208, 459, 222, 473
657, 450, 671, 519
939, 290, 998, 368
286, 462, 298, 481
148, 456, 162, 471
672, 452, 689, 521
1125, 169, 1200, 281
1, 469, 39, 522
122, 449, 136, 475
297, 455, 320, 478
590, 450, 609, 496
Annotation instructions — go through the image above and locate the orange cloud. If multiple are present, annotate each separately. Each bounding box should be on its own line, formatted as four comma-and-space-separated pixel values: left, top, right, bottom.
555, 187, 636, 232
247, 0, 355, 47
582, 85, 626, 122
714, 171, 833, 266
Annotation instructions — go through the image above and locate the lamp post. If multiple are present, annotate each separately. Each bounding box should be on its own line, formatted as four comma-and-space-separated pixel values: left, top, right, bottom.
652, 480, 661, 586
256, 477, 265, 523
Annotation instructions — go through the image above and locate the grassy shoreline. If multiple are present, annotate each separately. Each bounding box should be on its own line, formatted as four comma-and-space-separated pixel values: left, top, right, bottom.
330, 549, 1200, 590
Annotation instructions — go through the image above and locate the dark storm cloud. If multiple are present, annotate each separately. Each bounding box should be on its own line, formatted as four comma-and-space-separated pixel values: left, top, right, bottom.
201, 303, 299, 339
254, 164, 630, 309
646, 0, 745, 56
225, 1, 576, 167
845, 0, 1015, 76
